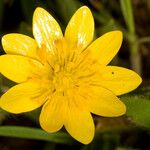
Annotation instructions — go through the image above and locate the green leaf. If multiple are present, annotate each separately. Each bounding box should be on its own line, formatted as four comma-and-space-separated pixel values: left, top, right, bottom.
0, 126, 75, 144
122, 96, 150, 128
123, 86, 150, 99
120, 0, 135, 34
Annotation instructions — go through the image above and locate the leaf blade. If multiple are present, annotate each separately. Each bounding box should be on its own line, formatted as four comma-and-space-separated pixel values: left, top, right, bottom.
122, 96, 150, 128
120, 0, 135, 34
0, 126, 75, 144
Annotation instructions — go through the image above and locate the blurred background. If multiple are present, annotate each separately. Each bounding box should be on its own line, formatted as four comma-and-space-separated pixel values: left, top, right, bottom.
0, 0, 150, 150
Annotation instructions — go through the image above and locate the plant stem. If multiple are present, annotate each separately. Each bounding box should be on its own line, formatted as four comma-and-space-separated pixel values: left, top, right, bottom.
120, 0, 142, 74
129, 34, 142, 75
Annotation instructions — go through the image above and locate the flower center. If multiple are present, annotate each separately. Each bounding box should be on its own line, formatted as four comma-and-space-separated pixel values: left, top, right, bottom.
52, 64, 74, 93
40, 39, 96, 94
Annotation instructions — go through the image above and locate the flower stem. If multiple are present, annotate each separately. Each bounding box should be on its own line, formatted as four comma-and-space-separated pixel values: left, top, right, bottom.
120, 0, 142, 75
129, 34, 142, 75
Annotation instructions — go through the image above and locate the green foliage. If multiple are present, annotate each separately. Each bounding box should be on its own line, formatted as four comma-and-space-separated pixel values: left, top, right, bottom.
122, 94, 150, 128
0, 126, 75, 144
120, 0, 135, 34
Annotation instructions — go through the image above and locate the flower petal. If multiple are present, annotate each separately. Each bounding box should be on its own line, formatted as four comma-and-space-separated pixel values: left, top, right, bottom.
64, 104, 94, 144
65, 6, 94, 51
85, 86, 126, 117
0, 55, 44, 83
2, 34, 38, 58
96, 66, 142, 95
40, 94, 66, 133
0, 81, 47, 114
33, 7, 63, 51
87, 31, 122, 65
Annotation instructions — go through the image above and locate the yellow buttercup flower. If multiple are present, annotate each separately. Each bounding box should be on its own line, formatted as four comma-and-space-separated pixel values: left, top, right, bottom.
0, 6, 141, 144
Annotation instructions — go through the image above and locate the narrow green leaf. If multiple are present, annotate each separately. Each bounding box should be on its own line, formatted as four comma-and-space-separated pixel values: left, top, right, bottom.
0, 126, 75, 144
122, 96, 150, 128
120, 0, 135, 34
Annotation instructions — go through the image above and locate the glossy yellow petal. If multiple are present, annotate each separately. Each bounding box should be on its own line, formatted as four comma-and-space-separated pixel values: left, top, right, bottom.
65, 6, 94, 51
64, 104, 94, 144
2, 34, 38, 58
84, 86, 126, 117
87, 31, 122, 65
40, 94, 66, 133
97, 66, 142, 95
33, 7, 63, 51
0, 55, 44, 83
0, 81, 47, 114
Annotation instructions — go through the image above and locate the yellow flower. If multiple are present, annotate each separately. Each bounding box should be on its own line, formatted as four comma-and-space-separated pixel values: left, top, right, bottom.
0, 6, 141, 144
